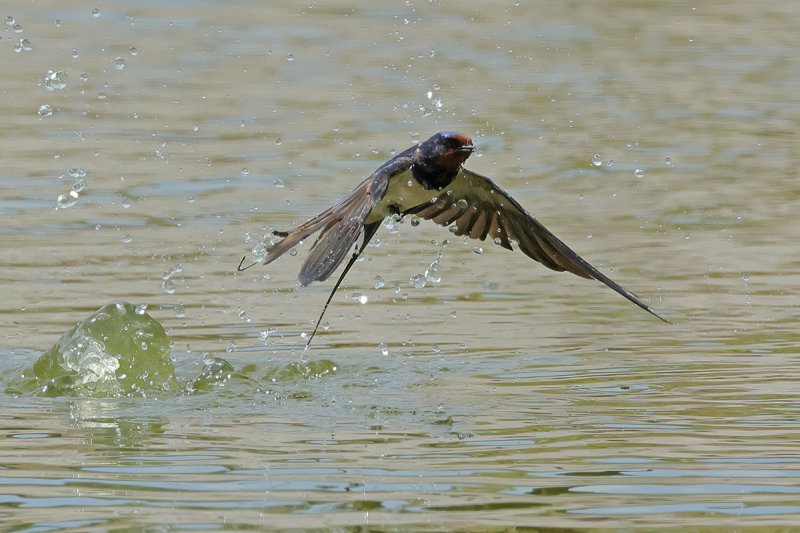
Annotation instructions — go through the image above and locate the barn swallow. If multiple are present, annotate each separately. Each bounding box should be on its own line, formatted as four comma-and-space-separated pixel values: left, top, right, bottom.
239, 131, 668, 346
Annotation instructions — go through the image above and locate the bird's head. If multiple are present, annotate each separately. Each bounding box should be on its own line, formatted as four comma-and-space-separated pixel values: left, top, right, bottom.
418, 131, 475, 172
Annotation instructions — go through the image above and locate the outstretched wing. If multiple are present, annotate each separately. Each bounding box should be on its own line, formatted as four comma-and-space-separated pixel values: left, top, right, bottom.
404, 168, 667, 321
261, 149, 415, 286
297, 177, 386, 285
258, 176, 387, 286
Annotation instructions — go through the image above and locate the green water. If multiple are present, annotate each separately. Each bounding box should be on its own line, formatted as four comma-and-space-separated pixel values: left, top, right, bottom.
2, 0, 800, 530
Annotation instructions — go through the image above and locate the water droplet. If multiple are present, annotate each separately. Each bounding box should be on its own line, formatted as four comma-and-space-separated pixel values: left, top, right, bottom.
240, 167, 249, 176
97, 92, 107, 100
43, 70, 68, 91
665, 156, 673, 167
113, 57, 126, 71
134, 304, 147, 315
71, 179, 86, 192
472, 246, 483, 255
605, 159, 614, 167
14, 38, 32, 52
410, 273, 427, 289
12, 24, 23, 33
286, 53, 294, 62
5, 16, 15, 26
378, 342, 389, 356
456, 198, 468, 209
431, 344, 441, 353
174, 304, 186, 318
161, 280, 175, 294
450, 310, 457, 319
633, 168, 645, 179
272, 178, 285, 188
425, 260, 441, 284
591, 154, 602, 166
91, 8, 100, 17
71, 49, 79, 59
358, 294, 368, 304
37, 104, 53, 117
741, 273, 750, 282
56, 190, 79, 209
129, 46, 138, 56
688, 35, 694, 43
410, 216, 420, 227
252, 244, 268, 263
68, 168, 86, 178
162, 264, 183, 280
275, 138, 282, 145
374, 275, 385, 289
586, 233, 593, 239
121, 234, 133, 243
493, 237, 502, 246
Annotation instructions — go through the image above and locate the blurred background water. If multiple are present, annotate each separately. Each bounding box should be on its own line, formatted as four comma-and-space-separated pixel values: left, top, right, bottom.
1, 0, 799, 530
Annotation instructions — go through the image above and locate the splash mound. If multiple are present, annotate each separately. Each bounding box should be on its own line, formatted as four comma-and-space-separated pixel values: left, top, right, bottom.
15, 302, 177, 397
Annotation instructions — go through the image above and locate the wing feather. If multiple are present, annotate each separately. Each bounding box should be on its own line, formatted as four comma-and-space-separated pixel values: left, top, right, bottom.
298, 187, 378, 285
404, 168, 666, 321
260, 169, 392, 286
468, 210, 487, 240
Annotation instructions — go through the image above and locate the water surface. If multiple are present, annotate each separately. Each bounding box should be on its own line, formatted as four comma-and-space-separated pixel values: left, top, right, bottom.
2, 0, 799, 529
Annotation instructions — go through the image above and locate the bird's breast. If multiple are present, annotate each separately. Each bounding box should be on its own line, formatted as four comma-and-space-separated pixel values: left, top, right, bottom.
364, 169, 442, 224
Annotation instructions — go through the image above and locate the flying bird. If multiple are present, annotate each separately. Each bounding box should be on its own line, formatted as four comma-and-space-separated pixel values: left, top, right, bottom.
239, 131, 668, 346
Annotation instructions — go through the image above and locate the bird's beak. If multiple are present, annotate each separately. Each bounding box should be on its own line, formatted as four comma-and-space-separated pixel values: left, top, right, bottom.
457, 144, 475, 153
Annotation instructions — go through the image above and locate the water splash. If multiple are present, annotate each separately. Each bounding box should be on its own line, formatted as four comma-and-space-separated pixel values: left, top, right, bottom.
11, 302, 176, 397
